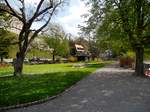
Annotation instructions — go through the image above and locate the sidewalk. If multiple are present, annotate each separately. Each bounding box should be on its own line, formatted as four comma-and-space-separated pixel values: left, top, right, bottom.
7, 64, 150, 112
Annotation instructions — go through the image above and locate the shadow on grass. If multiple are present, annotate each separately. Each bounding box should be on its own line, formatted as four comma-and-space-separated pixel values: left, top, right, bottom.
0, 71, 91, 107
0, 71, 13, 77
66, 63, 105, 68
86, 63, 105, 68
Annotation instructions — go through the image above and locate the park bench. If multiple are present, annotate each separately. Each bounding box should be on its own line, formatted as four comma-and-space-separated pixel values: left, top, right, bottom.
144, 62, 150, 76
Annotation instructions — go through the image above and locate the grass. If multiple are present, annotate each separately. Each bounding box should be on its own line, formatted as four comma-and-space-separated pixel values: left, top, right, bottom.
0, 62, 106, 107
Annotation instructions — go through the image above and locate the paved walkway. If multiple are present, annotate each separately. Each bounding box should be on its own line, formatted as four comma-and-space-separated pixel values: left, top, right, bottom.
7, 63, 150, 112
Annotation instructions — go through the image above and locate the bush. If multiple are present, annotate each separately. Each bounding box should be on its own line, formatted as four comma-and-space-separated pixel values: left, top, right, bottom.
119, 56, 134, 68
68, 56, 77, 62
127, 51, 135, 58
0, 63, 10, 68
119, 56, 126, 67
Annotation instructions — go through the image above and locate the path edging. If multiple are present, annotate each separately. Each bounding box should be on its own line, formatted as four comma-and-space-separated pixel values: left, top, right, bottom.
0, 66, 101, 111
0, 76, 87, 111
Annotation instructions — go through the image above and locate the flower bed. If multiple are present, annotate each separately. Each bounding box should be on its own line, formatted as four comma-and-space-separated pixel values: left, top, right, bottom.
144, 63, 150, 77
0, 63, 10, 68
119, 56, 134, 68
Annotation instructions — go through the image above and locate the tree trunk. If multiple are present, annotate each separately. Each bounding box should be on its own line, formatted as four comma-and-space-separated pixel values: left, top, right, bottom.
135, 46, 144, 76
52, 49, 56, 63
13, 52, 24, 76
0, 56, 3, 63
52, 54, 55, 62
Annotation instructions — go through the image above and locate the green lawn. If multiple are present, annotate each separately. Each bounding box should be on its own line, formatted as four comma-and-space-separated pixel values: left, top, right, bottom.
0, 62, 105, 107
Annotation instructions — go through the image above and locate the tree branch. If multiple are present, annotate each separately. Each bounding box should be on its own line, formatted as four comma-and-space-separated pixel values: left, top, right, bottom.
31, 0, 45, 20
34, 11, 49, 22
28, 0, 62, 44
19, 0, 26, 22
3, 0, 23, 22
29, 0, 53, 23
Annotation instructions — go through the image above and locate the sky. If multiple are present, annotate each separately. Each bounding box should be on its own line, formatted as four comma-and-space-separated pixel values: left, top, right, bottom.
54, 0, 89, 36
24, 0, 90, 36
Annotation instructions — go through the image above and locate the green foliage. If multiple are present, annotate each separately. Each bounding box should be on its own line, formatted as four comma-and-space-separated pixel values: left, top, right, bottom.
43, 23, 70, 59
95, 1, 132, 54
60, 38, 70, 57
44, 36, 69, 57
0, 3, 12, 28
26, 48, 51, 59
144, 53, 150, 59
0, 3, 17, 59
82, 0, 150, 60
0, 62, 104, 107
144, 45, 150, 59
126, 50, 150, 59
0, 29, 17, 59
8, 45, 18, 58
127, 51, 135, 58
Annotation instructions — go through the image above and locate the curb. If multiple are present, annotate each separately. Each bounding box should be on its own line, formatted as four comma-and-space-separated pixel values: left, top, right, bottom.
0, 66, 100, 111
0, 95, 59, 111
0, 77, 84, 111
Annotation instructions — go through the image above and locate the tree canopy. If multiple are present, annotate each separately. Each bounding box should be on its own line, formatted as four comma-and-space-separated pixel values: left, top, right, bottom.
81, 0, 150, 76
0, 29, 17, 62
43, 23, 69, 61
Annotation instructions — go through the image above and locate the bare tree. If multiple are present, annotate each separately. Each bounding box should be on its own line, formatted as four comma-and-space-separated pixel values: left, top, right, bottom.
0, 0, 65, 76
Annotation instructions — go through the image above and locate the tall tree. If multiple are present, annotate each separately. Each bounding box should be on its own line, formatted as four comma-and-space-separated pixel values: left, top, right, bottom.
0, 0, 65, 76
82, 0, 150, 76
79, 0, 103, 60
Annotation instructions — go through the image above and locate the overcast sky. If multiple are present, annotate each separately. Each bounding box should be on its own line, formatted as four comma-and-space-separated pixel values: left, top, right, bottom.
25, 0, 89, 36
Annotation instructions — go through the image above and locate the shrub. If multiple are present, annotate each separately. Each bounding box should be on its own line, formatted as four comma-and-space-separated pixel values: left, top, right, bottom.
119, 55, 134, 68
127, 51, 135, 58
119, 56, 126, 67
68, 56, 77, 62
0, 63, 10, 68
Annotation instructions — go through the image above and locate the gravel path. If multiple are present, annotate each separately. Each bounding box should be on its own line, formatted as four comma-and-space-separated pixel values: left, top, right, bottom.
6, 63, 150, 112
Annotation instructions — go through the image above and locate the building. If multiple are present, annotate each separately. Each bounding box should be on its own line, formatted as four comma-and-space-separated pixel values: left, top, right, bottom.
70, 43, 90, 61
